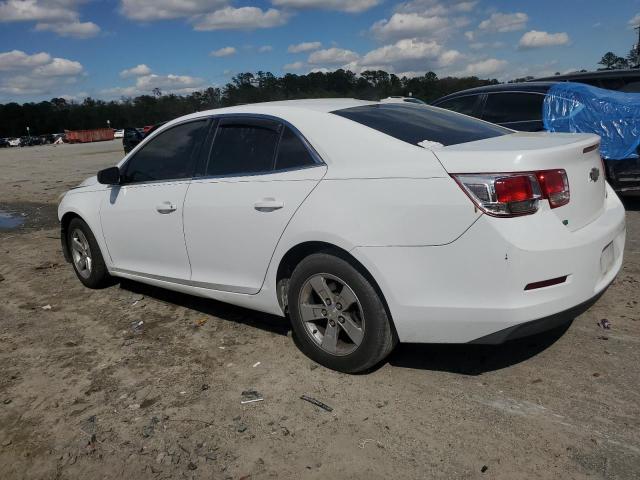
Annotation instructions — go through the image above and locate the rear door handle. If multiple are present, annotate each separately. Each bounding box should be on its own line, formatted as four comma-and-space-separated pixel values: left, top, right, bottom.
156, 202, 177, 214
254, 198, 284, 212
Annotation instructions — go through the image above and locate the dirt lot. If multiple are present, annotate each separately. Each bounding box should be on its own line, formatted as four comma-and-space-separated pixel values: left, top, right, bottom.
0, 140, 639, 479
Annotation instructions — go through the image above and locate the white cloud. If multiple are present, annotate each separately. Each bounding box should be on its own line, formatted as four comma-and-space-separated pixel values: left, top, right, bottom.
0, 1, 100, 39
308, 47, 360, 65
629, 13, 640, 27
0, 50, 51, 71
258, 45, 273, 53
33, 57, 83, 76
120, 64, 152, 78
0, 49, 85, 98
518, 30, 570, 49
283, 61, 305, 70
370, 13, 449, 41
103, 72, 205, 98
119, 0, 228, 21
461, 58, 507, 76
361, 38, 442, 69
271, 0, 380, 13
35, 20, 100, 38
210, 46, 237, 57
469, 41, 504, 51
288, 41, 322, 53
193, 7, 289, 30
478, 12, 528, 32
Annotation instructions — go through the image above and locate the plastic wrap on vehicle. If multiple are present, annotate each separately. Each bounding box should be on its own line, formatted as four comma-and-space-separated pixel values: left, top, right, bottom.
542, 82, 640, 160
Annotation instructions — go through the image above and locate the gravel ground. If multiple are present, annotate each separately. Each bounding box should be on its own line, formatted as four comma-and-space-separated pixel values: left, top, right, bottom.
0, 140, 639, 479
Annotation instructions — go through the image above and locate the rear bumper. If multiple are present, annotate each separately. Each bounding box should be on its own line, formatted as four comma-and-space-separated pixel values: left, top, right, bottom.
605, 158, 640, 195
352, 185, 626, 344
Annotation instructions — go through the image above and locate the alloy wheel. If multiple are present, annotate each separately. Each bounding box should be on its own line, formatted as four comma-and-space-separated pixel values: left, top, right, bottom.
298, 273, 365, 356
70, 228, 92, 279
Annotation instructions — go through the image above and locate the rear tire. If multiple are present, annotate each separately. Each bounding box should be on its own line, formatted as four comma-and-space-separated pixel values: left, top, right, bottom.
67, 217, 112, 289
288, 252, 396, 373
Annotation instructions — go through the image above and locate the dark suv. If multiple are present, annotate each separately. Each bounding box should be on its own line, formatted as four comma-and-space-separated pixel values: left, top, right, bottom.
432, 82, 640, 195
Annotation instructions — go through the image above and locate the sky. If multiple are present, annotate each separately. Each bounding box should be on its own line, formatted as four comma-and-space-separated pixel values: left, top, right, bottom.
1, 0, 639, 103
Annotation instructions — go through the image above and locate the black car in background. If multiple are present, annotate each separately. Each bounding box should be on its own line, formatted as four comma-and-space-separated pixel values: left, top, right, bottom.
122, 123, 166, 154
531, 69, 640, 93
432, 82, 640, 195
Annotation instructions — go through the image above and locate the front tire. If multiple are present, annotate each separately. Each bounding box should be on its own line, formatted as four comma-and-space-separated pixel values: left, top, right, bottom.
288, 252, 397, 373
67, 218, 111, 289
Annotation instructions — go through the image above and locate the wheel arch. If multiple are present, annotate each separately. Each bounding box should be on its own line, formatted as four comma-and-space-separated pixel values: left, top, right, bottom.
275, 241, 398, 338
60, 211, 83, 262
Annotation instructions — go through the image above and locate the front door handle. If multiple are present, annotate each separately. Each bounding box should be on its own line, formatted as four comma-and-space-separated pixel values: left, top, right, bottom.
156, 202, 177, 214
254, 198, 284, 212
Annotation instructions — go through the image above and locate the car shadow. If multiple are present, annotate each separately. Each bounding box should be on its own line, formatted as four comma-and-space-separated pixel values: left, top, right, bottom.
118, 278, 572, 375
118, 279, 291, 337
622, 196, 640, 211
385, 321, 572, 375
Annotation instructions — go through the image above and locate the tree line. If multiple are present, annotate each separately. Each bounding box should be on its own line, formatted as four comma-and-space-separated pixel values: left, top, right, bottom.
0, 70, 497, 138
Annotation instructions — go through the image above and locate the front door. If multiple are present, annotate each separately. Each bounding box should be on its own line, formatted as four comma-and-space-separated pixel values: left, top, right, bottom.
100, 119, 209, 280
183, 117, 326, 294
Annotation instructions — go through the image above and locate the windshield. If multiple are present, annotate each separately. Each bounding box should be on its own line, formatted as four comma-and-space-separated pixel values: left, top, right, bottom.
332, 103, 510, 147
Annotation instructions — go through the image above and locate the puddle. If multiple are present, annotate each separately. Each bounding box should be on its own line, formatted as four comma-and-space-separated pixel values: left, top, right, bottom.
0, 209, 25, 229
0, 203, 59, 232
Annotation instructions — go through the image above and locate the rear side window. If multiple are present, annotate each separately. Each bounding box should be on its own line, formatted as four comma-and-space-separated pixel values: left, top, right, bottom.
122, 120, 207, 183
275, 126, 317, 170
332, 103, 509, 147
435, 95, 480, 117
207, 124, 279, 176
482, 93, 544, 124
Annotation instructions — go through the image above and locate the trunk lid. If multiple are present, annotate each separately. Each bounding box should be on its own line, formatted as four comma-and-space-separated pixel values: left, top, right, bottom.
432, 132, 606, 231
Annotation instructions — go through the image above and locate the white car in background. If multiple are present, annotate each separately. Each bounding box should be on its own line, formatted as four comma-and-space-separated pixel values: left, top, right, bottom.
380, 96, 427, 105
113, 129, 124, 139
58, 99, 626, 372
8, 137, 21, 147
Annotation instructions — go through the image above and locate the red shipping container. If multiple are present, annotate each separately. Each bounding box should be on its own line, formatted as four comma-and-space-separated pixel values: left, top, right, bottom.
65, 128, 115, 143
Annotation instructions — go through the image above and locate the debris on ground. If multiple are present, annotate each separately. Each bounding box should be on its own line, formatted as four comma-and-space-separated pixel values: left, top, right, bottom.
241, 389, 263, 404
201, 384, 210, 391
142, 416, 160, 438
300, 395, 333, 412
0, 274, 5, 282
252, 361, 261, 368
41, 304, 52, 310
597, 319, 611, 329
194, 318, 208, 327
130, 320, 144, 335
481, 465, 489, 473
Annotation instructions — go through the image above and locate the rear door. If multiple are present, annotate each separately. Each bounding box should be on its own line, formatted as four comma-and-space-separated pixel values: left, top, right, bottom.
183, 116, 326, 294
481, 92, 546, 131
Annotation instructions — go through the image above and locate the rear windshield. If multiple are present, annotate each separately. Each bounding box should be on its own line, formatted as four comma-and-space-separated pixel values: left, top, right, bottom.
332, 103, 510, 146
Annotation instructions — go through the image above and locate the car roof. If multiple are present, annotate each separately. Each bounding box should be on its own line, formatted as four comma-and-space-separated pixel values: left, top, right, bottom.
531, 69, 640, 82
432, 82, 555, 104
216, 98, 377, 114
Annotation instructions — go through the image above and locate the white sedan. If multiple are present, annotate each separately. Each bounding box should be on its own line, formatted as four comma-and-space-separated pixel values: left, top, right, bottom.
58, 99, 626, 372
113, 129, 124, 139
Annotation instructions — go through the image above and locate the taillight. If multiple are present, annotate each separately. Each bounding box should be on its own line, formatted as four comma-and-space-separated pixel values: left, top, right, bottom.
535, 170, 569, 208
452, 169, 570, 217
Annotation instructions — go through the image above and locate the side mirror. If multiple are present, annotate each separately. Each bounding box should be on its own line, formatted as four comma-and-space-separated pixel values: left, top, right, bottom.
97, 166, 121, 185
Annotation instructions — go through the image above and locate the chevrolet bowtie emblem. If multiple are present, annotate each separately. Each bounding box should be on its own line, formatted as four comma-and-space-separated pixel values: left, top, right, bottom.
589, 167, 600, 182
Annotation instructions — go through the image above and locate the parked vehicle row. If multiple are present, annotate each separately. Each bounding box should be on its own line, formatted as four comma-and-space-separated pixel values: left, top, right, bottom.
59, 100, 625, 373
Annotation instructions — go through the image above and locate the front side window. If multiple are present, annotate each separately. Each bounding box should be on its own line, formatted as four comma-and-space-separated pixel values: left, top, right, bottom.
122, 120, 207, 183
482, 93, 544, 124
206, 123, 280, 177
332, 103, 509, 147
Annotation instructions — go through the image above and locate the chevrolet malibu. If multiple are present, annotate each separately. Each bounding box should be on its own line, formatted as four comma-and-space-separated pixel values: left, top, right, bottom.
58, 100, 626, 373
